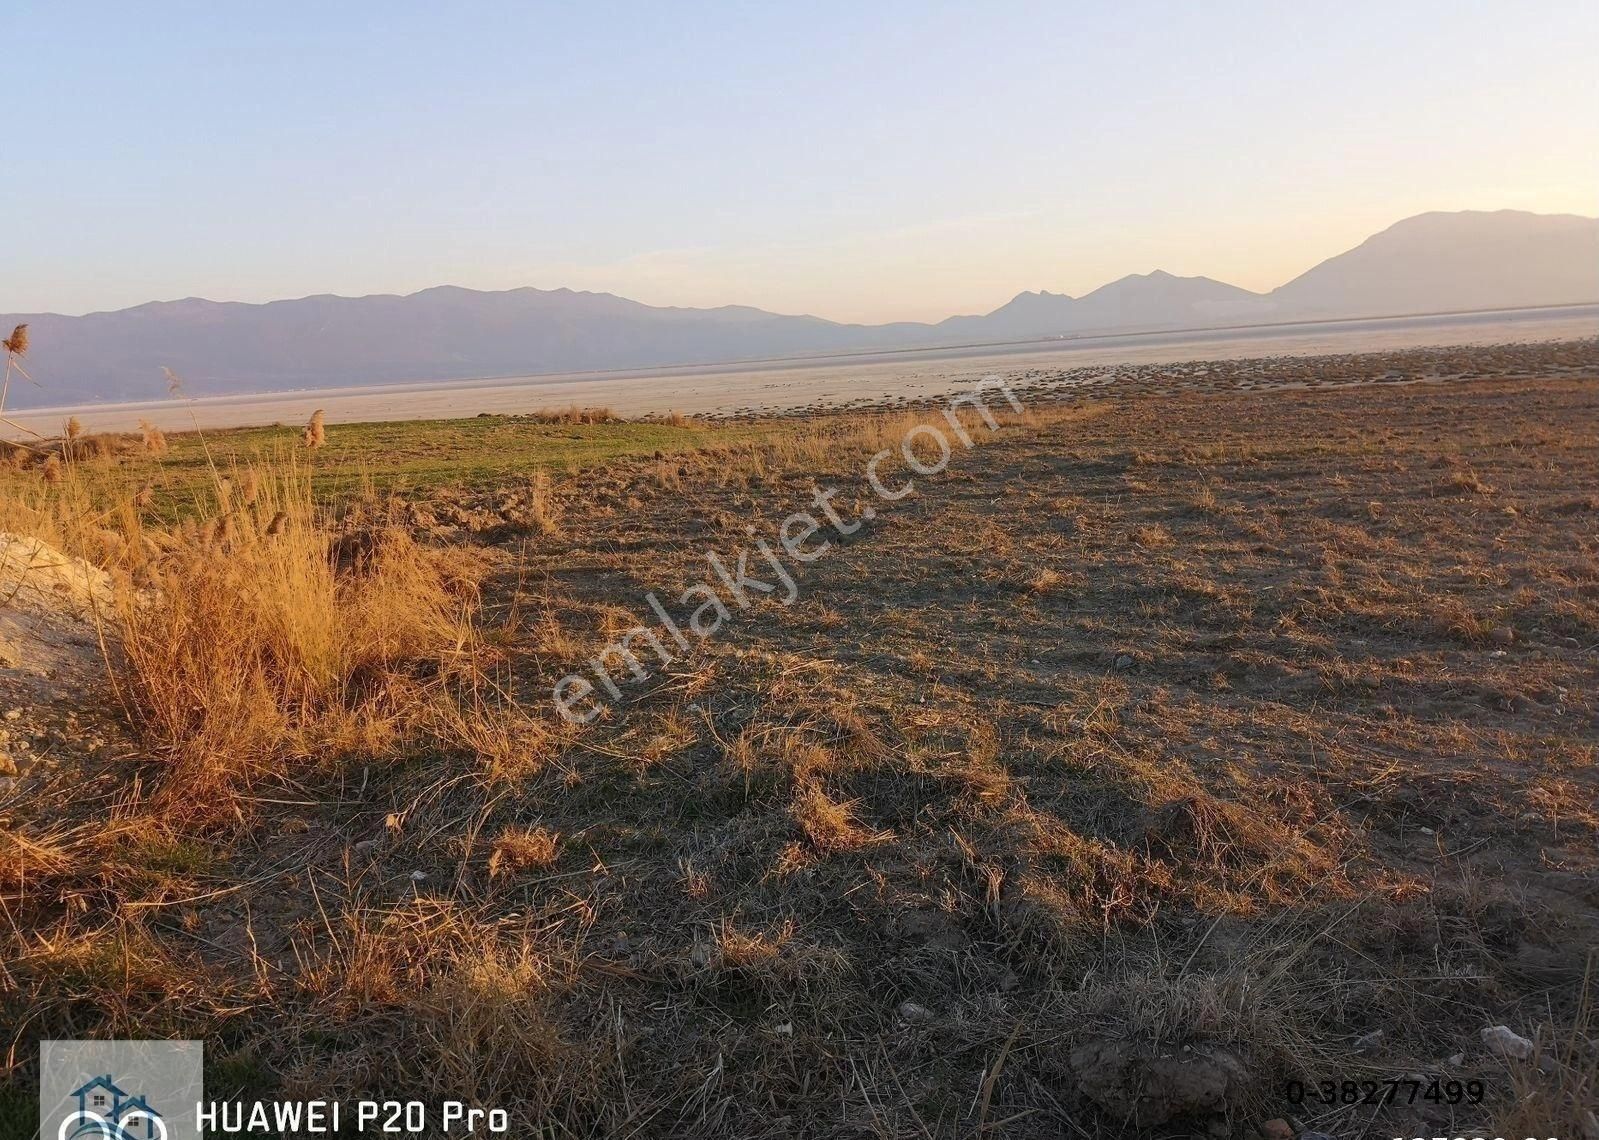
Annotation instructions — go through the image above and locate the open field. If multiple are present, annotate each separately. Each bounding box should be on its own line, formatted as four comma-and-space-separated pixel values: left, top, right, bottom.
3, 342, 1598, 1138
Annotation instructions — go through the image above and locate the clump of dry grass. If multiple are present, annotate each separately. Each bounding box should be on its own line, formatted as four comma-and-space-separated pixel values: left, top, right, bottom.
1131, 523, 1173, 548
112, 461, 487, 813
1143, 789, 1348, 903
524, 469, 560, 535
64, 416, 83, 441
488, 826, 560, 877
789, 781, 891, 854
1026, 567, 1065, 594
526, 405, 619, 426
304, 408, 327, 448
138, 419, 168, 455
1444, 465, 1495, 495
1430, 596, 1495, 645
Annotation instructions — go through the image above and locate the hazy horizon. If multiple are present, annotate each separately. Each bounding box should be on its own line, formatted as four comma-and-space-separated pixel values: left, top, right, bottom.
3, 208, 1595, 326
5, 1, 1596, 323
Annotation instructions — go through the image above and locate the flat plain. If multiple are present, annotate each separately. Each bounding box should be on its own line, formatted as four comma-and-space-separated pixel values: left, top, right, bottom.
2, 338, 1597, 1139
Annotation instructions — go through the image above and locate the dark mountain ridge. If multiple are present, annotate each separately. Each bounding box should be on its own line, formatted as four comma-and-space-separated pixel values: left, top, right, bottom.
4, 210, 1594, 407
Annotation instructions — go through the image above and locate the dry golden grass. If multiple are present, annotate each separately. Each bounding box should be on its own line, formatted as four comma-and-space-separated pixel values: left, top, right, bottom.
1493, 960, 1599, 1140
113, 464, 484, 812
4, 362, 1598, 1139
303, 407, 327, 448
138, 417, 168, 454
488, 825, 560, 876
526, 404, 619, 425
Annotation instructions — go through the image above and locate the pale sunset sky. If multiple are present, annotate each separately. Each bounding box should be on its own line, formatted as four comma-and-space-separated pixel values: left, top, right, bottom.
3, 0, 1595, 323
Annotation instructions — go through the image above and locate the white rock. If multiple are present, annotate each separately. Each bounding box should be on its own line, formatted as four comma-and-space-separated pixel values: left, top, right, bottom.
1480, 1024, 1533, 1060
897, 1001, 934, 1024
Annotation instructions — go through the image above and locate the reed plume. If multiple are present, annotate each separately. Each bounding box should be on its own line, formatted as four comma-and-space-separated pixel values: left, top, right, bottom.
1, 324, 36, 436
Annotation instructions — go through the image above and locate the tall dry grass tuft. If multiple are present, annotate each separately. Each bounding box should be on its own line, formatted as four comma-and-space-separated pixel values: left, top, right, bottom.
525, 468, 560, 535
113, 460, 484, 814
137, 419, 168, 455
64, 416, 83, 441
304, 409, 327, 449
526, 405, 618, 426
1494, 958, 1599, 1140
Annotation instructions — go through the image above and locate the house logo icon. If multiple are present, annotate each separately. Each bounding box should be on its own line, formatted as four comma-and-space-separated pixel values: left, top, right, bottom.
63, 1073, 166, 1139
40, 1042, 200, 1140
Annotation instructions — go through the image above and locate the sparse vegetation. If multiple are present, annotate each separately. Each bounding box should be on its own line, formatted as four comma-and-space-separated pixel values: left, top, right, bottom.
3, 349, 1598, 1138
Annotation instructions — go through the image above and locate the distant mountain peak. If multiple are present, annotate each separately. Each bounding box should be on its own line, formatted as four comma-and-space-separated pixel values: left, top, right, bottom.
4, 208, 1593, 408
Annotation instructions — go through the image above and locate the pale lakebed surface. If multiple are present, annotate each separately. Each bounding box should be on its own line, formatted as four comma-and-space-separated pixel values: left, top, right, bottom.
11, 304, 1597, 437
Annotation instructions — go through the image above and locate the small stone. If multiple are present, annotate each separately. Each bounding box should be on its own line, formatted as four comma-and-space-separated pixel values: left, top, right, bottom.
0, 751, 16, 777
1480, 1024, 1533, 1060
1260, 1119, 1293, 1140
1115, 654, 1135, 670
409, 869, 428, 882
1446, 1053, 1465, 1066
3, 709, 21, 721
1488, 626, 1515, 647
897, 1001, 934, 1024
353, 839, 380, 856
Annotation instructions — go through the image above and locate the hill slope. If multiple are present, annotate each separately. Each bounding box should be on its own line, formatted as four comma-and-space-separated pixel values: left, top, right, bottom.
3, 210, 1594, 407
1270, 210, 1599, 317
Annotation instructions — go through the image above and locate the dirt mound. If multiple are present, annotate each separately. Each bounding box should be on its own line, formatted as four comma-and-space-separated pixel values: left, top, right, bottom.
1070, 1038, 1251, 1127
0, 533, 113, 675
0, 533, 115, 617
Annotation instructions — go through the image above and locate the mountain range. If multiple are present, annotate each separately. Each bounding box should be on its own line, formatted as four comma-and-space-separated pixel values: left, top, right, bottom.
4, 210, 1596, 408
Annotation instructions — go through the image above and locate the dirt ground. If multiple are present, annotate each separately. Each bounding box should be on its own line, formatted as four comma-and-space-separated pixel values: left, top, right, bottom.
3, 352, 1597, 1139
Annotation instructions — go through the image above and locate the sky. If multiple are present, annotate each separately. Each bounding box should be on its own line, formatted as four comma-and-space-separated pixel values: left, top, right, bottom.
3, 1, 1596, 324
